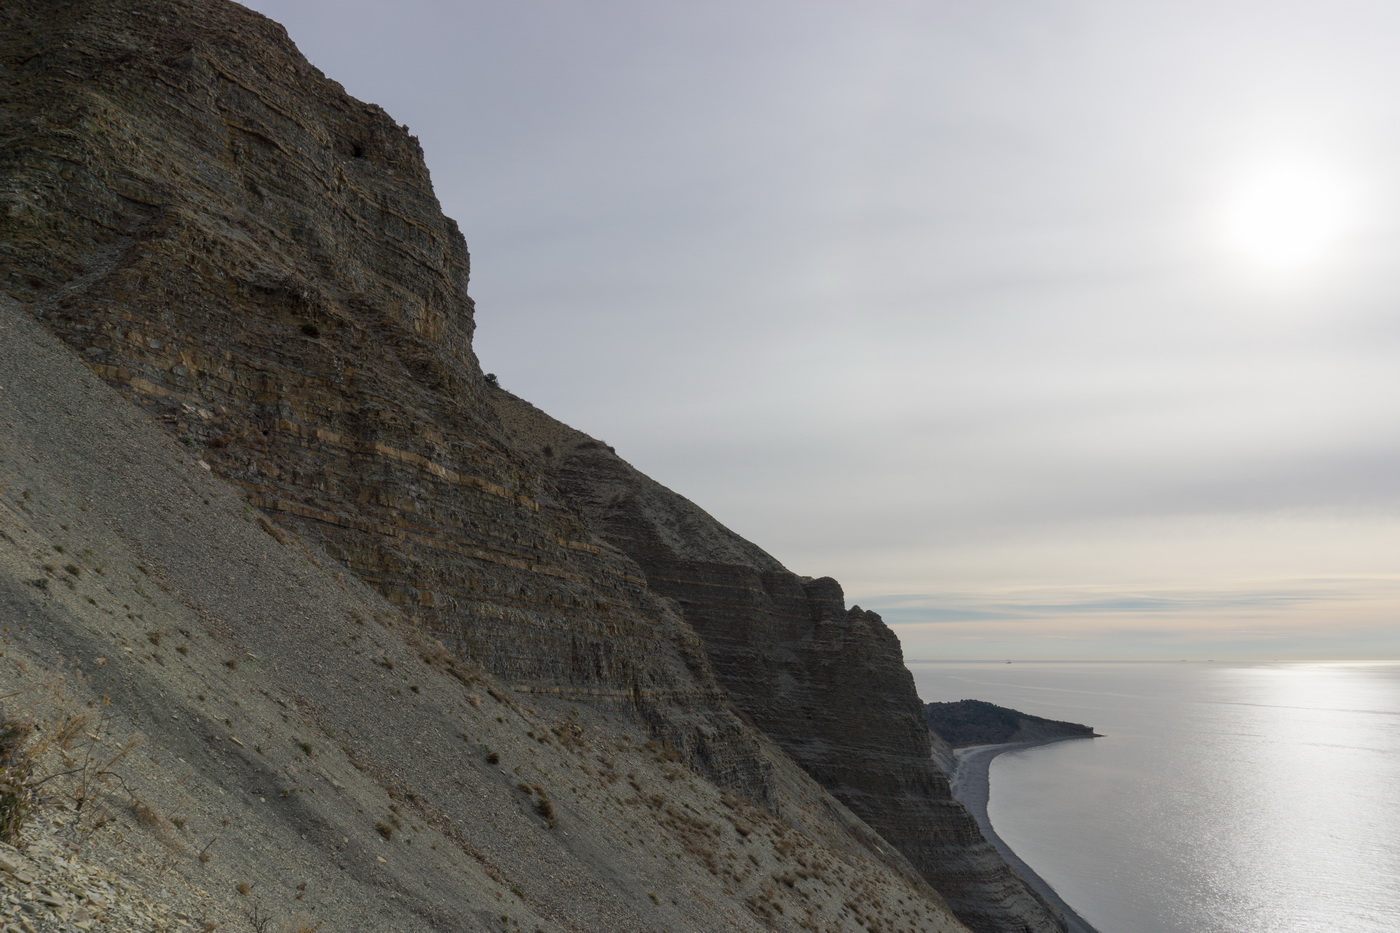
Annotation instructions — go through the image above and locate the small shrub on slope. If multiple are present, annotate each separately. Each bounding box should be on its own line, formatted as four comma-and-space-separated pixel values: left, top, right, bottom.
0, 713, 37, 842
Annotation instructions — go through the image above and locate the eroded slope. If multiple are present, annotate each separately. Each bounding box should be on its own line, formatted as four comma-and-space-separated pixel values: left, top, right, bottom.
0, 302, 970, 932
0, 0, 770, 800
492, 391, 1069, 933
3, 1, 1060, 930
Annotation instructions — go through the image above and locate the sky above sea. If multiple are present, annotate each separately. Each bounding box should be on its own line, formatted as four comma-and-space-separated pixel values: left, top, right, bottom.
241, 0, 1400, 661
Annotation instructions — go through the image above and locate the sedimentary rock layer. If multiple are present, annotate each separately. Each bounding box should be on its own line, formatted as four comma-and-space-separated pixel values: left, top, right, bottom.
4, 1, 1062, 930
493, 392, 1067, 933
0, 0, 767, 799
0, 301, 971, 933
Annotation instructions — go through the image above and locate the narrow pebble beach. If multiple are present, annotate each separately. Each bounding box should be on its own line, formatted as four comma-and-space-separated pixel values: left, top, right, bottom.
951, 739, 1102, 933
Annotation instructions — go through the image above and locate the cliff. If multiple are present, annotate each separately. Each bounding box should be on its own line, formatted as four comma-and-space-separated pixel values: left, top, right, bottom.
1, 1, 1064, 930
493, 393, 1067, 933
0, 0, 770, 802
0, 305, 966, 932
925, 701, 1098, 749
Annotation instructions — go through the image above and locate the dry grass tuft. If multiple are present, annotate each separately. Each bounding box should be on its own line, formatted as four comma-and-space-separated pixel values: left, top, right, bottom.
0, 714, 37, 842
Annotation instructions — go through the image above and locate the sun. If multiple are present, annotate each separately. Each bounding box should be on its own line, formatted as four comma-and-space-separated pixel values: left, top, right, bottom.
1219, 158, 1359, 273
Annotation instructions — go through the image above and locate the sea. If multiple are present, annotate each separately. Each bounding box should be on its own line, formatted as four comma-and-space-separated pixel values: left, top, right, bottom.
908, 660, 1400, 933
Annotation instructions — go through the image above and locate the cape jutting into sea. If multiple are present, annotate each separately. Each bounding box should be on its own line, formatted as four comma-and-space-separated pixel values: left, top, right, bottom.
910, 660, 1400, 933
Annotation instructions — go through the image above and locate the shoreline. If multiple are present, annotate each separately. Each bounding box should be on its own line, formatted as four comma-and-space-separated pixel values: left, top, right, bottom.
951, 737, 1103, 933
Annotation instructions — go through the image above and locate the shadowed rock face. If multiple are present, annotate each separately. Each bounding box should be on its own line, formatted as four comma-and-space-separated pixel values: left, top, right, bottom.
493, 393, 1067, 933
0, 302, 976, 933
0, 0, 769, 799
926, 700, 1097, 748
5, 1, 1059, 930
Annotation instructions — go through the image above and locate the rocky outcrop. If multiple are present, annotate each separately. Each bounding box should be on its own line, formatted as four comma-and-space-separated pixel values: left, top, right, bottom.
926, 700, 1098, 748
0, 303, 972, 933
493, 393, 1068, 933
0, 0, 768, 800
3, 1, 1065, 930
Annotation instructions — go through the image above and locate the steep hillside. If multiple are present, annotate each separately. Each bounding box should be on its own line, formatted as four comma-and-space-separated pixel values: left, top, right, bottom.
2, 1, 1066, 930
492, 392, 1067, 933
0, 0, 770, 803
0, 304, 968, 932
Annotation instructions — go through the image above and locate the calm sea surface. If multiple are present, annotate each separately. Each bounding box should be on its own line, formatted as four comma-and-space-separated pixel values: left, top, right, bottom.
909, 661, 1400, 933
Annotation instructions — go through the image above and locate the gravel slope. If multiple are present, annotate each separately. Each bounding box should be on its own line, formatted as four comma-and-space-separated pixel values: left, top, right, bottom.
0, 300, 972, 931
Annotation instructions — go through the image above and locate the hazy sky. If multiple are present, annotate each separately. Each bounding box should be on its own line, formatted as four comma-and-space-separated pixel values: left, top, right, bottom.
240, 1, 1400, 660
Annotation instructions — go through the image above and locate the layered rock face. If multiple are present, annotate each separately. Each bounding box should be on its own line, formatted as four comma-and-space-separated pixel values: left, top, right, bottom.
0, 304, 973, 933
0, 0, 767, 798
4, 2, 1062, 931
493, 394, 1066, 933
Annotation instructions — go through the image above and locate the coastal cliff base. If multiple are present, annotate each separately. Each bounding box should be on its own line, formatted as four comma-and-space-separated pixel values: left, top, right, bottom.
950, 740, 1103, 933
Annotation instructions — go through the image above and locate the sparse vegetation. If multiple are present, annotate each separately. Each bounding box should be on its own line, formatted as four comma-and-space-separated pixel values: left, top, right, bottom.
244, 897, 273, 933
0, 700, 146, 847
512, 781, 557, 827
0, 713, 37, 842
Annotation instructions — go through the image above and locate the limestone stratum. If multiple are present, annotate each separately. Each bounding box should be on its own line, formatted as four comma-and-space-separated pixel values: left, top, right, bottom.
0, 1, 1068, 930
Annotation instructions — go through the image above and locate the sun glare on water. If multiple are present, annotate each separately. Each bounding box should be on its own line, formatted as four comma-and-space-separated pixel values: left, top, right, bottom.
1219, 157, 1360, 275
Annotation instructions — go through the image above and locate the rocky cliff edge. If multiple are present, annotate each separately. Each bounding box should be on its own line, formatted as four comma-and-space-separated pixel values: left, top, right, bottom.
2, 1, 1065, 930
493, 392, 1069, 933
